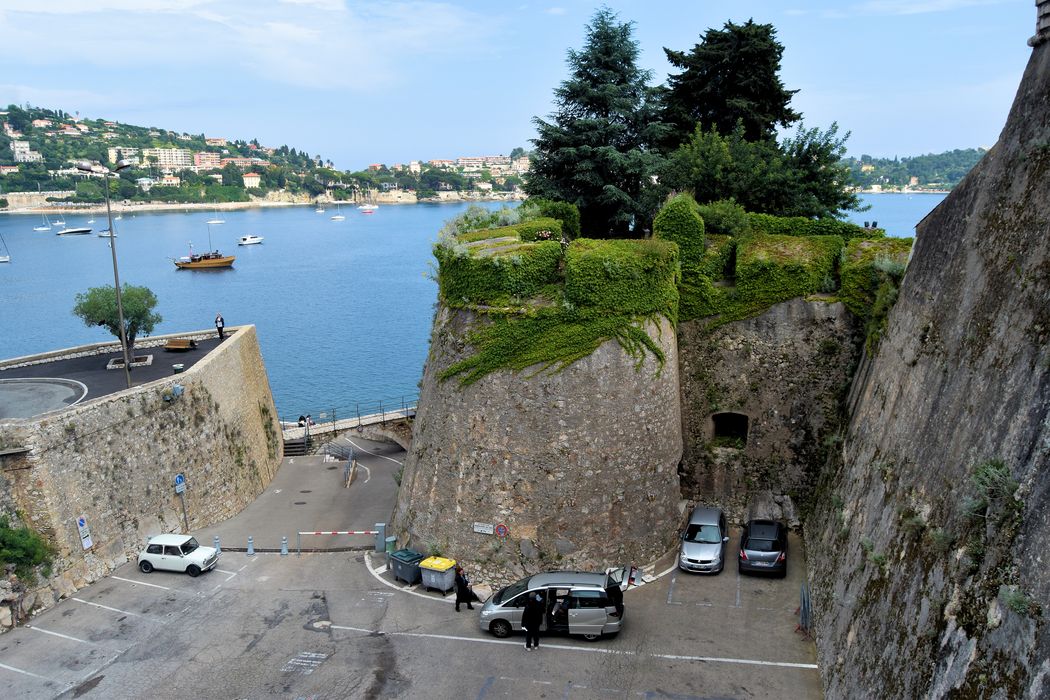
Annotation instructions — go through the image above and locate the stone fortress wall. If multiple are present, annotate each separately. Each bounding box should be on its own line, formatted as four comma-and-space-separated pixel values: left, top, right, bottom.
394, 308, 683, 586
0, 326, 282, 630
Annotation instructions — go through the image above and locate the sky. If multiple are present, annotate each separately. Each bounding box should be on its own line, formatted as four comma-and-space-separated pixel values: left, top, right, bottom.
0, 0, 1035, 170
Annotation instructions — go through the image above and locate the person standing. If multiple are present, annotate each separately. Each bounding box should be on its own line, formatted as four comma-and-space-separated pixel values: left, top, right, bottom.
522, 592, 544, 651
454, 566, 474, 612
215, 312, 225, 340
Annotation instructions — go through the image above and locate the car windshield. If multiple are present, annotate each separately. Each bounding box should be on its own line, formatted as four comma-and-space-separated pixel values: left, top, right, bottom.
180, 538, 200, 555
685, 524, 722, 544
493, 578, 529, 605
745, 537, 777, 552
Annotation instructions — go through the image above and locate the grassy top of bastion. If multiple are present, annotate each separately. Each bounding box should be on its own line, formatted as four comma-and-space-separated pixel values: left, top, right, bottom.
429, 198, 912, 385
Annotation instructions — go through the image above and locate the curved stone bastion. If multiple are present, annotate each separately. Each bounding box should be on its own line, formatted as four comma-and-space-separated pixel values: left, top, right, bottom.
394, 215, 686, 582
394, 305, 684, 583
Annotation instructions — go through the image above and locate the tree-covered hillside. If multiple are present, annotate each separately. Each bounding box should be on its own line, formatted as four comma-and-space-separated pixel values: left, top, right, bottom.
844, 148, 987, 190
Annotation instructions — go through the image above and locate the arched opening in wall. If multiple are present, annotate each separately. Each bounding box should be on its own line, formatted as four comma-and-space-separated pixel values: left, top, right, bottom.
710, 412, 749, 449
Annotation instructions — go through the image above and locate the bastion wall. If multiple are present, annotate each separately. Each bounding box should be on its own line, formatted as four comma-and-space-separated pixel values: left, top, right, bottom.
393, 307, 684, 586
0, 325, 282, 630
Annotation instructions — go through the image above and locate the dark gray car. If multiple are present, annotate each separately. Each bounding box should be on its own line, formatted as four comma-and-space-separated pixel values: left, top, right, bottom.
738, 519, 788, 577
678, 506, 729, 574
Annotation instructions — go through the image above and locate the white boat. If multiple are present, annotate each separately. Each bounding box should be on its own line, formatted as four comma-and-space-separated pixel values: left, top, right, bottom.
330, 203, 345, 221
238, 235, 264, 245
98, 229, 117, 237
0, 230, 10, 263
206, 208, 225, 225
57, 227, 92, 236
87, 218, 95, 224
315, 205, 325, 213
52, 216, 66, 226
358, 203, 379, 214
33, 214, 52, 232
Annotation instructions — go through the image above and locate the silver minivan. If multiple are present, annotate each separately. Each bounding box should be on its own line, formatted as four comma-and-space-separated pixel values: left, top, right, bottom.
478, 569, 628, 641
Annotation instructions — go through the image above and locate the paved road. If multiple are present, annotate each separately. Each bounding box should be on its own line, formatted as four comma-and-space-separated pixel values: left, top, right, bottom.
194, 436, 403, 552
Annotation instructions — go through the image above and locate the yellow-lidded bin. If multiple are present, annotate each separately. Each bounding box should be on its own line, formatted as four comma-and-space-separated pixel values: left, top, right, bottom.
419, 556, 457, 595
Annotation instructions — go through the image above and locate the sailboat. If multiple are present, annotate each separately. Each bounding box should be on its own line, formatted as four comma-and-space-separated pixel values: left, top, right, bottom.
206, 208, 225, 225
52, 215, 66, 226
173, 223, 235, 269
330, 203, 345, 221
357, 189, 379, 214
33, 213, 52, 232
0, 230, 10, 263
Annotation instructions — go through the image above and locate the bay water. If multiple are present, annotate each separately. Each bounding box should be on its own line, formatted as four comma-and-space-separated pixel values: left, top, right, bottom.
0, 193, 942, 417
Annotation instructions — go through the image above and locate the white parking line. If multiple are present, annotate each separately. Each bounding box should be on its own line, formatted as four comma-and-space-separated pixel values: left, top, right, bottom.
345, 438, 404, 465
215, 569, 237, 575
359, 464, 371, 483
364, 553, 454, 604
0, 661, 51, 680
72, 597, 144, 618
328, 624, 818, 670
26, 625, 93, 645
111, 575, 171, 591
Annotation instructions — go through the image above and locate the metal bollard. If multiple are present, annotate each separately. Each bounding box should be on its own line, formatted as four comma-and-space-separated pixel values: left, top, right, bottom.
247, 536, 255, 556
213, 536, 221, 555
280, 536, 288, 556
374, 523, 386, 552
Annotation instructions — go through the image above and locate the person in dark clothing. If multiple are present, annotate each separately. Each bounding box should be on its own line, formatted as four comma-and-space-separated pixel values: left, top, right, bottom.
215, 312, 225, 339
454, 566, 474, 612
522, 592, 544, 651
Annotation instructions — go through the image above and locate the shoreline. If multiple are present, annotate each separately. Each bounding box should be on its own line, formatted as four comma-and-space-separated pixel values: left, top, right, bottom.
1, 194, 525, 216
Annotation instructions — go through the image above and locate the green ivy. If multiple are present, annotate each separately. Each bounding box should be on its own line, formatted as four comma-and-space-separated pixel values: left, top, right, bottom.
736, 234, 844, 301
839, 237, 913, 317
748, 212, 881, 240
0, 516, 55, 584
516, 217, 564, 242
697, 199, 750, 237
564, 238, 679, 319
435, 240, 563, 305
653, 193, 705, 270
439, 307, 668, 385
520, 199, 582, 239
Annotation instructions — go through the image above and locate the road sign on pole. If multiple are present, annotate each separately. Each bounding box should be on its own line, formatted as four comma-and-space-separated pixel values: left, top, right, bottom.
76, 516, 93, 550
174, 473, 189, 531
174, 473, 186, 494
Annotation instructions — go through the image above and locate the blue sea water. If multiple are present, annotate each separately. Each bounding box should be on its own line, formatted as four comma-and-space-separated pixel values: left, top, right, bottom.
0, 193, 943, 416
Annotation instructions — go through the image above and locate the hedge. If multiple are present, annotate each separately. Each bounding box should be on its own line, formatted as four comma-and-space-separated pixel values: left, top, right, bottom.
839, 237, 913, 318
528, 199, 581, 240
696, 199, 750, 237
516, 217, 564, 242
564, 238, 680, 319
435, 240, 562, 304
735, 234, 844, 303
748, 213, 881, 240
654, 193, 705, 270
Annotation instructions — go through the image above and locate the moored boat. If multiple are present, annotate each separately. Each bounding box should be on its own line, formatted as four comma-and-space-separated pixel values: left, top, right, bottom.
174, 249, 235, 269
33, 214, 52, 232
98, 229, 117, 237
238, 235, 264, 245
57, 227, 92, 236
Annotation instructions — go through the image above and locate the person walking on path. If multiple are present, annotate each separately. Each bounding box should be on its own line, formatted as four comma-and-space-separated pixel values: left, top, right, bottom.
454, 566, 474, 612
522, 592, 544, 651
215, 312, 225, 340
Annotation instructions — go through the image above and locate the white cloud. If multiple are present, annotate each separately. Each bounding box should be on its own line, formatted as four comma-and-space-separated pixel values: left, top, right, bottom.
279, 0, 345, 9
545, 7, 567, 15
2, 0, 211, 13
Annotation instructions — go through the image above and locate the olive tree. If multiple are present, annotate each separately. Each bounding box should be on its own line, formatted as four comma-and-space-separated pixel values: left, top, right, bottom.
73, 284, 162, 356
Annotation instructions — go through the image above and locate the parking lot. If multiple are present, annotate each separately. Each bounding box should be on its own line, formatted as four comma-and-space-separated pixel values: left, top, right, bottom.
0, 437, 821, 699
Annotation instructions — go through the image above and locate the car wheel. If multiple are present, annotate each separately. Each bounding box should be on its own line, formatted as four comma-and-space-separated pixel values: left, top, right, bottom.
186, 565, 201, 578
139, 560, 153, 574
779, 565, 788, 579
489, 620, 512, 638
582, 633, 602, 642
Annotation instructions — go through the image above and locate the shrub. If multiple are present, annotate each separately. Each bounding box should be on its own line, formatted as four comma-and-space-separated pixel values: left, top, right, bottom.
564, 238, 679, 318
696, 199, 750, 237
654, 193, 705, 270
839, 237, 913, 318
0, 516, 55, 584
435, 240, 563, 304
524, 199, 581, 240
748, 212, 879, 240
516, 217, 563, 242
735, 234, 844, 305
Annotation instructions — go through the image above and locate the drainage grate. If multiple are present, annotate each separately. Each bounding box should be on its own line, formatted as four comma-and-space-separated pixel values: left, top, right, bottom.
294, 501, 307, 505
300, 490, 312, 493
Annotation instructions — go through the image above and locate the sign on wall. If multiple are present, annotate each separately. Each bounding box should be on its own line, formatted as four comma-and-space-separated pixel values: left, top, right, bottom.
76, 516, 93, 550
174, 473, 187, 494
472, 522, 495, 535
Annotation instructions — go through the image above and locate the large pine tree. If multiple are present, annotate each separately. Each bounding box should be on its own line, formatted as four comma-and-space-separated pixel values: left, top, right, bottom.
525, 9, 665, 237
661, 19, 800, 147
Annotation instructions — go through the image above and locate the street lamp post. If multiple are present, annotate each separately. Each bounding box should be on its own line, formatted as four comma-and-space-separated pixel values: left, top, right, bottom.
77, 159, 133, 389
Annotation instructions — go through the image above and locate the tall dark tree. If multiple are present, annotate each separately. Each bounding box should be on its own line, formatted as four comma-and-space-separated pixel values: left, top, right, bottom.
661, 19, 800, 147
525, 8, 666, 237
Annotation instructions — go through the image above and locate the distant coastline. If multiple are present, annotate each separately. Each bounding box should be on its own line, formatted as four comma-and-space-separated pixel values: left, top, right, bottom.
858, 188, 950, 195
0, 191, 525, 216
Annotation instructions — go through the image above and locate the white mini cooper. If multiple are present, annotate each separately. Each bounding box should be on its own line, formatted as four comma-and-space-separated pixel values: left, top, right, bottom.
137, 534, 219, 577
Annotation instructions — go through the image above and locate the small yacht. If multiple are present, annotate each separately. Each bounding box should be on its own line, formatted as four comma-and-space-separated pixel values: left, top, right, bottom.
57, 226, 92, 236
330, 203, 345, 221
98, 229, 117, 237
33, 214, 52, 232
238, 235, 264, 246
206, 208, 225, 225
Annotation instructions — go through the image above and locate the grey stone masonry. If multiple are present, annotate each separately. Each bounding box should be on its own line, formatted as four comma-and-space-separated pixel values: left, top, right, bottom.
393, 307, 684, 588
1032, 0, 1050, 45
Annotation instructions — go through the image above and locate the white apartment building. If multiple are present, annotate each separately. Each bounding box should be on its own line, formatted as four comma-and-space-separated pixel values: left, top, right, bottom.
10, 140, 43, 163
108, 147, 141, 165
194, 151, 221, 169
141, 147, 193, 172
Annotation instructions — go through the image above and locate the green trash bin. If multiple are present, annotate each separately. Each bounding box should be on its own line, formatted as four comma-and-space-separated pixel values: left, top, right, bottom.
172, 364, 185, 374
388, 549, 424, 585
385, 536, 397, 553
